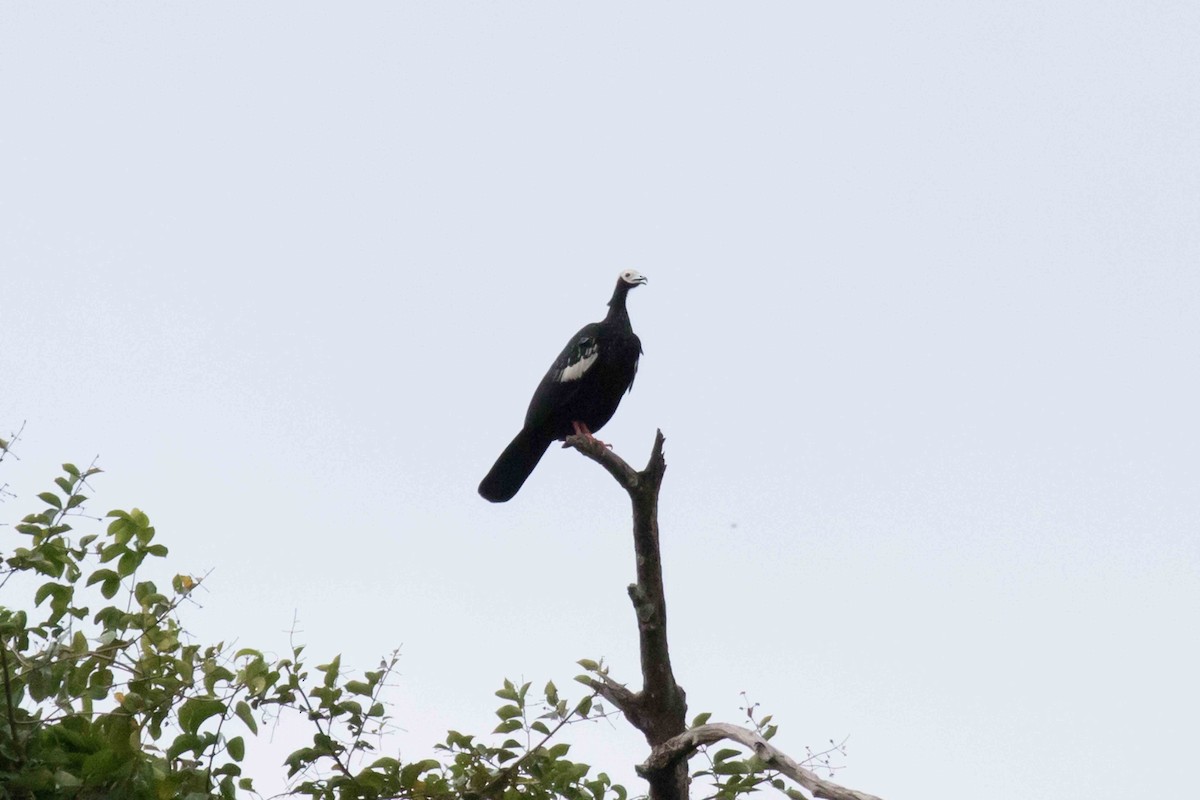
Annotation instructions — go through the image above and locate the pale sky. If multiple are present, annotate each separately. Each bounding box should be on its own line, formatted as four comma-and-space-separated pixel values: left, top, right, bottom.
3, 4, 1198, 799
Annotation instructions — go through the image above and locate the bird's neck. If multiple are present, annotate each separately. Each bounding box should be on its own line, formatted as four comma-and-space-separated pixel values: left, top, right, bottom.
605, 282, 632, 326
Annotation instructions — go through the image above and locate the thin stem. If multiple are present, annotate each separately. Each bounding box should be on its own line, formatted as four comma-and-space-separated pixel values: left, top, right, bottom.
0, 637, 25, 764
481, 690, 601, 798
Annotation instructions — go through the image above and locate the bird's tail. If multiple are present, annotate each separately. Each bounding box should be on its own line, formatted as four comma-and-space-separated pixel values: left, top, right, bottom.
478, 427, 554, 503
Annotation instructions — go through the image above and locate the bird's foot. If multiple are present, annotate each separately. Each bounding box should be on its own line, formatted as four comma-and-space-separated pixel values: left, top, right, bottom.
563, 421, 611, 449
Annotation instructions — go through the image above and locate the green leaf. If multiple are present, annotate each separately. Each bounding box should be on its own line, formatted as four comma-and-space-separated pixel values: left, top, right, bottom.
109, 517, 134, 544
235, 701, 258, 734
81, 749, 120, 781
713, 748, 741, 762
86, 568, 119, 588
713, 761, 751, 775
444, 730, 473, 749
547, 742, 571, 758
133, 580, 156, 604
38, 492, 62, 510
168, 732, 204, 760
576, 658, 600, 671
227, 736, 245, 761
495, 704, 522, 720
317, 655, 341, 687
400, 759, 439, 788
179, 697, 227, 734
492, 719, 522, 734
63, 463, 81, 477
34, 582, 62, 607
692, 712, 712, 727
67, 493, 87, 510
345, 680, 372, 696
117, 551, 139, 578
576, 696, 593, 717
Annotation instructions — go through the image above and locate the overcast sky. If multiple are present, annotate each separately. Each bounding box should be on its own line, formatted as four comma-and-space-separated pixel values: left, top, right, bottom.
3, 3, 1198, 799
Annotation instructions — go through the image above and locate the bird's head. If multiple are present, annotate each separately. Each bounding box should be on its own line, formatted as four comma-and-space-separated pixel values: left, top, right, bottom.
619, 269, 649, 288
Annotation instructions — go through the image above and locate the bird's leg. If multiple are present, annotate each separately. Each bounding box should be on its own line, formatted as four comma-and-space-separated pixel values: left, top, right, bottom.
567, 421, 613, 449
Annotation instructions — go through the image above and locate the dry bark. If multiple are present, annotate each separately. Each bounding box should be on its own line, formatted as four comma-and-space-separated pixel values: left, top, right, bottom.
565, 431, 882, 800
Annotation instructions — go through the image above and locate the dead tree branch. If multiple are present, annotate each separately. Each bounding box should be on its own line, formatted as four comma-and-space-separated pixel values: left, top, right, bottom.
565, 429, 687, 800
566, 430, 882, 800
639, 723, 883, 800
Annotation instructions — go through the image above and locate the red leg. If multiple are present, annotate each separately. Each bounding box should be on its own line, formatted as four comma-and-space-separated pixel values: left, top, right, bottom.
568, 421, 611, 449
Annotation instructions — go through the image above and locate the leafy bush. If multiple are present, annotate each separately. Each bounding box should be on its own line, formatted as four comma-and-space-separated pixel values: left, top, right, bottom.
0, 461, 625, 800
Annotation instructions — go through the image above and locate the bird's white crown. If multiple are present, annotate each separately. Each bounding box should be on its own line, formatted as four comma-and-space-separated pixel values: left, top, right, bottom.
620, 269, 648, 285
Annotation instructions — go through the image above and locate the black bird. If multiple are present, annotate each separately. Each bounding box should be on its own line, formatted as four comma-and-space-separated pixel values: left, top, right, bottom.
479, 269, 648, 503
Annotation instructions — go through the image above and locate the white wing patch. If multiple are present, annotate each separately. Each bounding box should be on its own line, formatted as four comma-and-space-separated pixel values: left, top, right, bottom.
556, 339, 599, 382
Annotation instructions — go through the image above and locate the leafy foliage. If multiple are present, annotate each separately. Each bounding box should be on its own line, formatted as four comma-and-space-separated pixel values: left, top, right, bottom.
688, 696, 847, 800
1, 430, 852, 800
1, 460, 628, 800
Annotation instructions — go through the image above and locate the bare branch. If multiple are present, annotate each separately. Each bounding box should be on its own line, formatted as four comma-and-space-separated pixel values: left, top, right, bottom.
563, 433, 642, 491
639, 723, 883, 800
567, 430, 686, 800
578, 673, 639, 715
569, 432, 881, 800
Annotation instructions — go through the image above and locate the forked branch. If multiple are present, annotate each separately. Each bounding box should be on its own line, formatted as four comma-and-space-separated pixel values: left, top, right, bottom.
639, 723, 883, 800
565, 430, 687, 800
565, 431, 883, 800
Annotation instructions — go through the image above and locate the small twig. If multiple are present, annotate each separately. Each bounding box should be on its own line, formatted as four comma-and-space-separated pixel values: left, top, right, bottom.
0, 637, 26, 764
346, 650, 401, 768
480, 690, 601, 798
291, 664, 354, 781
205, 684, 241, 786
0, 420, 26, 464
579, 672, 639, 712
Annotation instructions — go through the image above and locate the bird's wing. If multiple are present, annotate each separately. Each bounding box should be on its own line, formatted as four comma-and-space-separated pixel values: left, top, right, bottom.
524, 326, 600, 429
625, 334, 643, 393
551, 334, 600, 383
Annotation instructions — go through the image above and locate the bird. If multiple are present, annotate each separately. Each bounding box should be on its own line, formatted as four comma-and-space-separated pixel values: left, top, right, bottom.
478, 269, 648, 503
